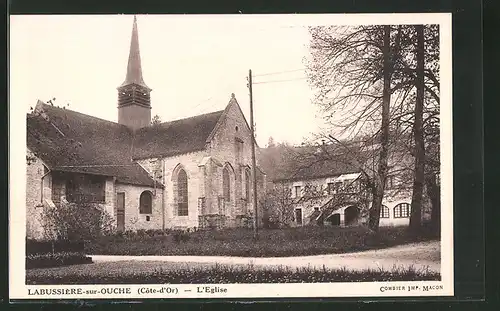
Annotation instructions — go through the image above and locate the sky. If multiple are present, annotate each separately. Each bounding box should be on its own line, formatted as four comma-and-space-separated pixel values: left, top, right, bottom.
10, 14, 332, 147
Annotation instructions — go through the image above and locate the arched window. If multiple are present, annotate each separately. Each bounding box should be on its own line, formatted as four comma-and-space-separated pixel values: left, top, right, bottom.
380, 205, 390, 218
394, 203, 410, 218
139, 191, 153, 214
177, 169, 188, 216
223, 166, 231, 202
245, 168, 251, 201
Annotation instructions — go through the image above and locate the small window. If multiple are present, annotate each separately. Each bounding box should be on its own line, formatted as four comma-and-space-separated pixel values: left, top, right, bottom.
295, 208, 303, 225
327, 183, 335, 195
235, 126, 239, 132
380, 205, 390, 218
235, 140, 243, 162
294, 186, 301, 197
146, 216, 150, 221
394, 203, 410, 218
314, 207, 319, 212
139, 191, 153, 214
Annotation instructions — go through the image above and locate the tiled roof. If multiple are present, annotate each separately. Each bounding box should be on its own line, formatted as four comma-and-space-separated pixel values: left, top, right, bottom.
26, 102, 222, 187
132, 110, 224, 160
260, 145, 365, 182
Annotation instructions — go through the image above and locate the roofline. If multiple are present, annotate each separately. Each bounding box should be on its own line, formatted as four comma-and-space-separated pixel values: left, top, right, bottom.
132, 147, 206, 161
115, 180, 165, 189
157, 109, 224, 126
26, 147, 51, 169
272, 170, 362, 183
34, 102, 131, 129
51, 168, 161, 188
51, 168, 114, 178
205, 96, 260, 149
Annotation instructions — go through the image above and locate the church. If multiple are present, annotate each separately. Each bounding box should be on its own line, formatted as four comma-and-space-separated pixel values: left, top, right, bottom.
26, 16, 267, 240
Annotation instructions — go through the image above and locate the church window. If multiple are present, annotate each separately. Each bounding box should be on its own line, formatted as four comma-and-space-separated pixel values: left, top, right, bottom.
139, 191, 153, 214
235, 138, 243, 163
394, 203, 410, 218
177, 169, 189, 216
223, 167, 231, 202
245, 168, 251, 201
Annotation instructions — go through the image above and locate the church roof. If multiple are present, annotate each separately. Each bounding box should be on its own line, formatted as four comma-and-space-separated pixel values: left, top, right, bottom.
27, 102, 226, 186
132, 110, 224, 160
27, 103, 147, 186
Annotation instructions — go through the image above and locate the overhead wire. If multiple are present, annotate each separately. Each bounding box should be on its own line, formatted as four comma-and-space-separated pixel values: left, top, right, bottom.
253, 76, 308, 85
252, 68, 307, 77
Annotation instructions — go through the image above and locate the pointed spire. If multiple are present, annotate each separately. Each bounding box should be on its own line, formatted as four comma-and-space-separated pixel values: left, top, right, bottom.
120, 15, 150, 90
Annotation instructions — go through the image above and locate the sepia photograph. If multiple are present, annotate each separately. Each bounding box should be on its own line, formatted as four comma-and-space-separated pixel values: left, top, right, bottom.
9, 13, 453, 299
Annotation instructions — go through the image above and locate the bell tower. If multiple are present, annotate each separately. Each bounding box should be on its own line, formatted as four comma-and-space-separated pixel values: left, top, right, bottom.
117, 15, 152, 131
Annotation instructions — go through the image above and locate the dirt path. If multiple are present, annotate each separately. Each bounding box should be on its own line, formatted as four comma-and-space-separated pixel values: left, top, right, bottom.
90, 241, 441, 273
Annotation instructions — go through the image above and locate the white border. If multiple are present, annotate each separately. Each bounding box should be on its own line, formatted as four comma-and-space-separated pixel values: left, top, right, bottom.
9, 13, 453, 300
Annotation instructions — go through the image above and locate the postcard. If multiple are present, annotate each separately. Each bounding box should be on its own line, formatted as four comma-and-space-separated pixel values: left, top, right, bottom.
9, 13, 453, 300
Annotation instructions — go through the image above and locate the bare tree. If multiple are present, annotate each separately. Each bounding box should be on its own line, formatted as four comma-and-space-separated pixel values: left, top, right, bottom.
260, 182, 294, 228
306, 25, 403, 231
305, 24, 440, 232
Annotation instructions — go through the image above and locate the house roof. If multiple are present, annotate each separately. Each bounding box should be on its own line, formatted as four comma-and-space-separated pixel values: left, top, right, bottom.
260, 145, 364, 182
132, 110, 224, 160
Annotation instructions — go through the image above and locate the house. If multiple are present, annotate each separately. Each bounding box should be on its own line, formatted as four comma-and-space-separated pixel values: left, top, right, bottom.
259, 143, 432, 228
26, 16, 266, 240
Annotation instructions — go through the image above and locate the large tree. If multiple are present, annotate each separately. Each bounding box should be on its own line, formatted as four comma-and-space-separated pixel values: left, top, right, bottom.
306, 25, 404, 231
305, 24, 441, 232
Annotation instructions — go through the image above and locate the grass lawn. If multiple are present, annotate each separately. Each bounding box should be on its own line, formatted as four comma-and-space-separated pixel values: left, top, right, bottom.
26, 261, 440, 284
85, 226, 438, 257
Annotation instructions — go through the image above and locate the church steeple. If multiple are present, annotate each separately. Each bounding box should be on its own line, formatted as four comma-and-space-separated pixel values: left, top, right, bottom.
117, 15, 152, 131
120, 15, 150, 89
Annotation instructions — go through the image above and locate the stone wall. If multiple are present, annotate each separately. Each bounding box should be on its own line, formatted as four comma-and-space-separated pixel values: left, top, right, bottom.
25, 151, 47, 240
114, 183, 163, 231
118, 104, 151, 131
134, 99, 268, 230
207, 99, 266, 227
154, 151, 206, 228
275, 175, 423, 228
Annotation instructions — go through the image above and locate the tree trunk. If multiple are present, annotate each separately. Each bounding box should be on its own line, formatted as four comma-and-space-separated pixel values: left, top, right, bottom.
425, 173, 441, 236
368, 25, 392, 232
409, 25, 426, 233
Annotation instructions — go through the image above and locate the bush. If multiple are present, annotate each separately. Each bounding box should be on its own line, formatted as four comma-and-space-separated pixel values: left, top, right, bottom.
26, 239, 85, 255
43, 201, 114, 241
84, 226, 438, 257
26, 252, 92, 269
172, 230, 190, 244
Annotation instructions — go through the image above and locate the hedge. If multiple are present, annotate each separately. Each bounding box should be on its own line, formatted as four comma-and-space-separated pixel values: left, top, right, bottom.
26, 252, 92, 269
26, 239, 85, 255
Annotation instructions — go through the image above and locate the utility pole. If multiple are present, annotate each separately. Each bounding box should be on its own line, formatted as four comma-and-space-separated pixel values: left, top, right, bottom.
248, 69, 259, 240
